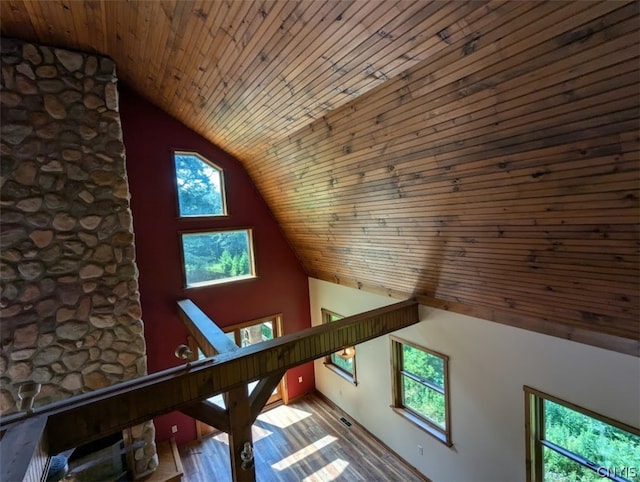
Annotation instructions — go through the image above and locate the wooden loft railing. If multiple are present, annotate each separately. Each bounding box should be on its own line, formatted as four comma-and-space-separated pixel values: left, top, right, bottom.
0, 299, 420, 482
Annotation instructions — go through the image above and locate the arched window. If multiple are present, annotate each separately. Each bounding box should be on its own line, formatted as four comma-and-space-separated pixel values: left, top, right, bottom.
174, 151, 226, 217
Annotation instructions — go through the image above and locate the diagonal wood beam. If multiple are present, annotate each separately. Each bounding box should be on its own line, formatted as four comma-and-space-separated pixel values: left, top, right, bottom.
180, 400, 230, 434
178, 299, 255, 481
177, 299, 238, 356
179, 299, 285, 424
0, 299, 419, 454
177, 298, 235, 434
248, 370, 287, 424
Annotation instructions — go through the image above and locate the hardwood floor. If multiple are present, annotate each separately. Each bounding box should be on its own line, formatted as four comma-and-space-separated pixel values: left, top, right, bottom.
179, 392, 428, 482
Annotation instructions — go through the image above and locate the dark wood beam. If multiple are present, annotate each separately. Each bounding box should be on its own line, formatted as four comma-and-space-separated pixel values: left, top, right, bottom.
177, 299, 238, 356
177, 301, 235, 435
178, 299, 256, 481
179, 300, 286, 424
180, 401, 230, 434
0, 299, 419, 454
248, 370, 287, 424
227, 387, 254, 482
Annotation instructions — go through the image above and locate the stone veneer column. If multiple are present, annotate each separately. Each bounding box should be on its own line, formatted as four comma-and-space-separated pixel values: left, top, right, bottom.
0, 38, 157, 477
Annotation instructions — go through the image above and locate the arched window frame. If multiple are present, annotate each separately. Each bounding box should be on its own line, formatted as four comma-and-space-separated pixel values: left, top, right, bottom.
173, 150, 227, 218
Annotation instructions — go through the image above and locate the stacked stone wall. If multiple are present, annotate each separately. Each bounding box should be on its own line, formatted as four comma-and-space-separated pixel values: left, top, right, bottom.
0, 38, 156, 477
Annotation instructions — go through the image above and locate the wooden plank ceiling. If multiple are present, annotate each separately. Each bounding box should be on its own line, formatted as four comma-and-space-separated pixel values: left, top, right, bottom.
1, 1, 638, 352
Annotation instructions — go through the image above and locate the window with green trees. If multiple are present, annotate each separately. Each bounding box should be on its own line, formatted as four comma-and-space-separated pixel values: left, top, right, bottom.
322, 308, 357, 384
391, 336, 451, 446
174, 151, 226, 217
181, 229, 255, 287
173, 150, 256, 287
525, 386, 640, 482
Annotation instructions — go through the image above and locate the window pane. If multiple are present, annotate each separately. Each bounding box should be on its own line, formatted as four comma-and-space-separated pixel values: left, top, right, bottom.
182, 230, 253, 286
544, 399, 640, 478
240, 320, 279, 398
261, 321, 273, 341
239, 322, 273, 347
175, 153, 224, 216
402, 344, 444, 388
330, 353, 354, 374
322, 309, 356, 381
543, 446, 602, 482
402, 375, 446, 429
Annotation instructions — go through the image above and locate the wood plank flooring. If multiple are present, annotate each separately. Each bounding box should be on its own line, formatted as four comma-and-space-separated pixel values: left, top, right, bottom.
179, 392, 428, 482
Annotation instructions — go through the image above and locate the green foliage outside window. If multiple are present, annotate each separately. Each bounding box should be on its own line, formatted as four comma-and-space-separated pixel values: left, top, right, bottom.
260, 322, 273, 341
182, 230, 253, 286
330, 352, 354, 373
175, 153, 224, 217
402, 375, 446, 428
402, 344, 445, 387
543, 400, 640, 482
400, 344, 447, 430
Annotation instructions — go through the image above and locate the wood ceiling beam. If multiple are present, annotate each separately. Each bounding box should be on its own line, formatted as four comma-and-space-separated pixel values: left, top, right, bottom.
248, 371, 287, 424
179, 400, 230, 435
178, 299, 287, 423
178, 299, 256, 482
1, 300, 418, 455
178, 299, 239, 356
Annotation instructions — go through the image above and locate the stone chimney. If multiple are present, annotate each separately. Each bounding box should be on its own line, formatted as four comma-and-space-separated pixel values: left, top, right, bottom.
0, 38, 157, 477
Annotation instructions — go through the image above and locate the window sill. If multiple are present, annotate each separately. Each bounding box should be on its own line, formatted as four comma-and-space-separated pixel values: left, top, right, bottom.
390, 406, 452, 447
323, 362, 357, 386
177, 214, 229, 220
185, 274, 257, 289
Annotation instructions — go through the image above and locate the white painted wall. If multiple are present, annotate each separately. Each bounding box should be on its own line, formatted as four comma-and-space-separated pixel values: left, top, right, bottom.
309, 278, 640, 482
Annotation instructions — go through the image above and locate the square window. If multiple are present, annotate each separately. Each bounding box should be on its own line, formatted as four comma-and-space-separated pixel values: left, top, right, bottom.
391, 336, 451, 446
180, 229, 255, 287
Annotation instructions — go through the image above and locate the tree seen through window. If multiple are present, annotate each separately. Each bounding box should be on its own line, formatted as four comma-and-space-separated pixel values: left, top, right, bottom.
174, 152, 225, 217
391, 337, 451, 446
174, 150, 255, 287
525, 386, 639, 482
181, 230, 254, 286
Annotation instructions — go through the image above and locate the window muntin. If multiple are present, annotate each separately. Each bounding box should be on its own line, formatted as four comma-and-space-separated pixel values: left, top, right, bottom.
525, 386, 640, 482
391, 336, 451, 446
174, 151, 226, 217
181, 229, 255, 287
322, 308, 356, 384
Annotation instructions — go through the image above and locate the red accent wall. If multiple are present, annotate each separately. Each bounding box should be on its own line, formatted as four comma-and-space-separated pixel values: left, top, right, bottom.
119, 86, 314, 445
